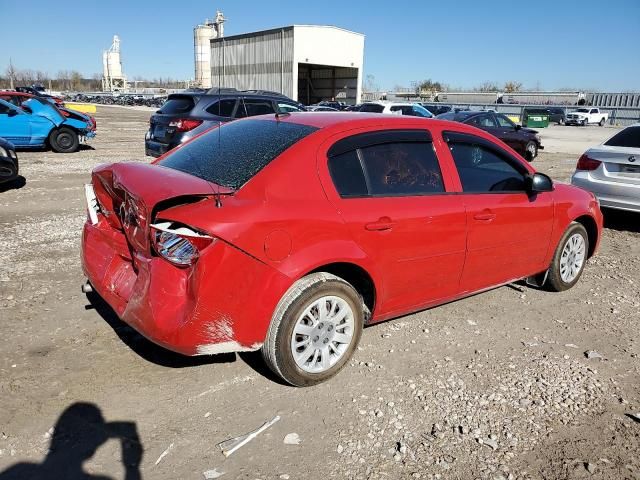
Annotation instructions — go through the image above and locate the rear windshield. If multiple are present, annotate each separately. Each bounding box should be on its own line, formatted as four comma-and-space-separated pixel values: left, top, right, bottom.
158, 119, 318, 189
159, 96, 195, 114
604, 126, 640, 148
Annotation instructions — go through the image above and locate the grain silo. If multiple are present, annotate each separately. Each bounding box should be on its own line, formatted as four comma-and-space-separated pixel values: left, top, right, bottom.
194, 11, 226, 88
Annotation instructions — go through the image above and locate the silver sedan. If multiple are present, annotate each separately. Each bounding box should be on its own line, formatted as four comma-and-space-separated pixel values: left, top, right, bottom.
571, 124, 640, 213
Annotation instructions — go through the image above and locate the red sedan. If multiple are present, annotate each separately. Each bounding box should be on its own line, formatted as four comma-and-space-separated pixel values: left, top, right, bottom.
81, 113, 602, 386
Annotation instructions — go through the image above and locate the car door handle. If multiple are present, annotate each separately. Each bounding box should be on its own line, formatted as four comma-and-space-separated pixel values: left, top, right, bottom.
365, 217, 395, 231
473, 211, 496, 222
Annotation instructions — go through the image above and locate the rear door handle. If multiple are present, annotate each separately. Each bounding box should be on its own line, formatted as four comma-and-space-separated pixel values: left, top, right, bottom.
473, 211, 496, 222
365, 217, 395, 231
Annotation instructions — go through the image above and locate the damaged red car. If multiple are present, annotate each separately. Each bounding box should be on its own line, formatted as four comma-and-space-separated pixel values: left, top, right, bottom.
81, 113, 602, 386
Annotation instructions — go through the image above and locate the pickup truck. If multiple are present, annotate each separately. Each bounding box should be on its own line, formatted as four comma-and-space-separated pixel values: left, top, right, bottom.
566, 108, 608, 126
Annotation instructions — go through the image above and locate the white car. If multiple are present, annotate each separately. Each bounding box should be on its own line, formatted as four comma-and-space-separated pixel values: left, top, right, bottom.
571, 124, 640, 212
566, 107, 609, 126
358, 101, 434, 118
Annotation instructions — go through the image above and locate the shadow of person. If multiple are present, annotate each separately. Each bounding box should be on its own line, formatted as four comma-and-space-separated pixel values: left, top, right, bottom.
0, 402, 143, 480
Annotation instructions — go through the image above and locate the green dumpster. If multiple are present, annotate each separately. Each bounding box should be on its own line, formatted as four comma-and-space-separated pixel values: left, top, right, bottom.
524, 114, 549, 128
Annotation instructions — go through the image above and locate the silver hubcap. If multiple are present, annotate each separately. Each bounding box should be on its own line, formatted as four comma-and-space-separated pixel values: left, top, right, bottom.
560, 233, 586, 283
291, 296, 354, 373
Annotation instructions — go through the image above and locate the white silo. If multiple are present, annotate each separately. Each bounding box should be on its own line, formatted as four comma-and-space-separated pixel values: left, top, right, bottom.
102, 35, 127, 92
194, 10, 225, 88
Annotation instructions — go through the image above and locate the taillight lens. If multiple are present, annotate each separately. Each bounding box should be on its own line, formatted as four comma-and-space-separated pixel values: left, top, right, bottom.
576, 154, 601, 171
151, 221, 214, 267
168, 119, 203, 132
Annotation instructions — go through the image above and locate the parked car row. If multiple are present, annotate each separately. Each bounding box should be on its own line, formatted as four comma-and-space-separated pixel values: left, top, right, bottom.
66, 93, 167, 108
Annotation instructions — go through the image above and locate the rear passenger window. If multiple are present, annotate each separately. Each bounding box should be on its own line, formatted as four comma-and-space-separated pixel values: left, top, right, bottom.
328, 150, 368, 197
448, 142, 526, 192
205, 99, 236, 117
237, 99, 276, 118
360, 142, 444, 195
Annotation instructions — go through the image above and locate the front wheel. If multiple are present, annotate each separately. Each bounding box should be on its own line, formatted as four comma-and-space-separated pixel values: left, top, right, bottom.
546, 223, 589, 292
524, 141, 538, 161
49, 127, 79, 153
558, 117, 565, 125
262, 273, 364, 387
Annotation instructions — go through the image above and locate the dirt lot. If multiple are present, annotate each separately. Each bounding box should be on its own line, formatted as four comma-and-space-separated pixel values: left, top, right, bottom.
0, 108, 638, 480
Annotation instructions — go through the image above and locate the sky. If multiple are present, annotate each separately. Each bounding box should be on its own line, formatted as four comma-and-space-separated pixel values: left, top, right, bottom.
1, 0, 639, 91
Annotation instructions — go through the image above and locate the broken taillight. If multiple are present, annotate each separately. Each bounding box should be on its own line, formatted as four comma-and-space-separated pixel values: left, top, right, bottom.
151, 221, 214, 267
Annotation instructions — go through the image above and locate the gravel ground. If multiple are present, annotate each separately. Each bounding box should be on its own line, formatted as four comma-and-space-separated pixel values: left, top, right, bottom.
0, 109, 638, 480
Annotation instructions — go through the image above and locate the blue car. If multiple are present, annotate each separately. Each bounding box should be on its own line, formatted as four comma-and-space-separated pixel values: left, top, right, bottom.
0, 98, 96, 153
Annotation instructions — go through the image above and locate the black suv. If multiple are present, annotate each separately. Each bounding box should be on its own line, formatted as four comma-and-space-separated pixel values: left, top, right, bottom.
145, 89, 305, 157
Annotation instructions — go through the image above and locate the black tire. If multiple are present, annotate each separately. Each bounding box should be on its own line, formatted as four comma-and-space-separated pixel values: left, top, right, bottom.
558, 117, 565, 125
546, 223, 589, 292
524, 141, 538, 161
582, 119, 588, 127
262, 272, 364, 387
49, 127, 79, 153
599, 118, 605, 127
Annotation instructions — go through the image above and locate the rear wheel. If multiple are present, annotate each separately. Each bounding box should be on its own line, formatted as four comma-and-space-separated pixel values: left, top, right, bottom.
558, 117, 565, 125
49, 127, 79, 153
524, 141, 538, 161
599, 118, 605, 127
262, 272, 364, 387
546, 223, 589, 292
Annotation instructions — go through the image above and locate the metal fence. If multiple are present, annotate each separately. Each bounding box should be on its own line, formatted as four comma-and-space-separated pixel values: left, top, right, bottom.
427, 103, 640, 126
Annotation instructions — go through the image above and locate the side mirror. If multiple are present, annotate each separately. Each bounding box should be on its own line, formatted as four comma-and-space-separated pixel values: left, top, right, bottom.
8, 109, 18, 117
526, 172, 553, 193
514, 124, 522, 130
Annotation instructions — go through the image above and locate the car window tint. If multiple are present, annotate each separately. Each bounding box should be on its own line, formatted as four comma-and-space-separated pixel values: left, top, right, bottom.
0, 102, 10, 114
495, 114, 514, 128
412, 105, 432, 118
328, 150, 368, 197
359, 104, 385, 113
449, 142, 526, 192
238, 99, 276, 118
469, 114, 497, 128
159, 119, 318, 189
360, 142, 445, 195
205, 99, 236, 117
159, 96, 195, 114
604, 126, 640, 148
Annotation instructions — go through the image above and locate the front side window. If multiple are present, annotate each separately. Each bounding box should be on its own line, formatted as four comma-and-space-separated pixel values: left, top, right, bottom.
496, 114, 515, 128
469, 114, 497, 128
448, 140, 526, 193
237, 98, 276, 118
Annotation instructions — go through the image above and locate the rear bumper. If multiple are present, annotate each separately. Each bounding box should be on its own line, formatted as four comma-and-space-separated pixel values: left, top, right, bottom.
571, 172, 640, 213
145, 138, 173, 158
81, 219, 291, 356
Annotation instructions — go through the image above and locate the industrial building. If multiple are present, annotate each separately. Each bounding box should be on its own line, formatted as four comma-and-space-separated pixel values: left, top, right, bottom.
195, 21, 365, 105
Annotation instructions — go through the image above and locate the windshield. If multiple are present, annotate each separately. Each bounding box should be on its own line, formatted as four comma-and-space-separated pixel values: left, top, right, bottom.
158, 119, 318, 189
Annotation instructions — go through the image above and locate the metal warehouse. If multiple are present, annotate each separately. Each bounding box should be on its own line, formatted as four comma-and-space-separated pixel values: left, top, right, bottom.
207, 25, 365, 105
